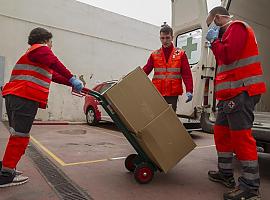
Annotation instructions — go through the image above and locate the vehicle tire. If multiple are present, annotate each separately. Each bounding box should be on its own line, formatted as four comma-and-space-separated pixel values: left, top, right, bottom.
134, 163, 154, 184
86, 107, 98, 126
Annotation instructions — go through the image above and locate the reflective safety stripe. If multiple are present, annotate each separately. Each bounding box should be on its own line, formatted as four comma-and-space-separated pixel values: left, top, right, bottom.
13, 64, 52, 79
154, 68, 181, 72
215, 75, 264, 92
153, 74, 182, 79
218, 152, 233, 158
218, 163, 233, 170
217, 55, 260, 74
240, 160, 260, 181
243, 172, 260, 180
10, 75, 50, 88
154, 68, 166, 72
240, 160, 258, 168
1, 167, 15, 173
167, 68, 181, 72
9, 127, 30, 137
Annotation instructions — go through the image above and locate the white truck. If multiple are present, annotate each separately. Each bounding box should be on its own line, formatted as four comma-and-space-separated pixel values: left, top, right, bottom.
173, 0, 270, 153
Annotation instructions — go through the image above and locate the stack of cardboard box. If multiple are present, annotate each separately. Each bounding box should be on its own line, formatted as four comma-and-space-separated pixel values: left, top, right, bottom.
103, 67, 196, 173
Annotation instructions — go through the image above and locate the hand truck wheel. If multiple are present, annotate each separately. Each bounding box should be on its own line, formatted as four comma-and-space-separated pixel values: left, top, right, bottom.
134, 162, 154, 184
125, 154, 138, 172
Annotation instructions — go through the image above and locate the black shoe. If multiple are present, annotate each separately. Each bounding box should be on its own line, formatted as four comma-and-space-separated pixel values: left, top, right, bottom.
0, 172, 28, 188
0, 161, 23, 175
208, 170, 236, 188
224, 187, 261, 200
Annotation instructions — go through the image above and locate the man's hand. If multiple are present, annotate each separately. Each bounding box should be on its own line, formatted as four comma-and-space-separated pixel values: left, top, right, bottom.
186, 92, 193, 103
69, 76, 83, 92
206, 25, 220, 43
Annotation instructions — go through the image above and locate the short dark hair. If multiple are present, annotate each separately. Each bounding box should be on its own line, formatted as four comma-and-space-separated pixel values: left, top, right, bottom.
160, 24, 173, 36
28, 27, 53, 45
209, 6, 230, 17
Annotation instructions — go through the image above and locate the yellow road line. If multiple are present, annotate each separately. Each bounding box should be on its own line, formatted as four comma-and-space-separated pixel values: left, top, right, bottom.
31, 125, 130, 167
64, 156, 127, 166
30, 136, 66, 166
64, 159, 109, 166
30, 136, 124, 167
109, 156, 126, 161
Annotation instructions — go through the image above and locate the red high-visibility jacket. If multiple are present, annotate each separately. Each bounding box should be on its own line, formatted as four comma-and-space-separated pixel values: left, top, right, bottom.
2, 44, 53, 108
214, 20, 266, 100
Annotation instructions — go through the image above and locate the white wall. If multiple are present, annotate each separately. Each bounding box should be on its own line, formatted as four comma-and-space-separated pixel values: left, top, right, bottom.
0, 0, 160, 121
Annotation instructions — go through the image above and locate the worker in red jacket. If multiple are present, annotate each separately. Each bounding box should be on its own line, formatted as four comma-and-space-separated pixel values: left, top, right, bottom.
0, 27, 83, 188
206, 7, 266, 200
143, 24, 193, 112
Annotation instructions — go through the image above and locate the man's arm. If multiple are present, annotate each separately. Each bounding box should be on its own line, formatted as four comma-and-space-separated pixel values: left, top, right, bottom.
143, 54, 154, 75
181, 52, 193, 93
211, 23, 248, 65
52, 71, 71, 86
28, 46, 73, 81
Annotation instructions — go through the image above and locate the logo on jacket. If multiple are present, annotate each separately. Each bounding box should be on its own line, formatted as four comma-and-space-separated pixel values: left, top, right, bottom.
228, 101, 235, 109
175, 49, 180, 55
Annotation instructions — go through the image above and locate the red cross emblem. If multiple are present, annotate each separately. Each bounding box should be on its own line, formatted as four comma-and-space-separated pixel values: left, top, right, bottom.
228, 101, 235, 109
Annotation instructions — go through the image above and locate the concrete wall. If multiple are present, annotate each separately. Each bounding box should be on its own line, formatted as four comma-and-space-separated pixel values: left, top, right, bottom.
0, 56, 4, 121
0, 0, 160, 121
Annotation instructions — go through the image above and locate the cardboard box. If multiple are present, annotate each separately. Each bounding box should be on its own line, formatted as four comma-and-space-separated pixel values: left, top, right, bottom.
103, 67, 168, 133
136, 106, 196, 173
103, 67, 196, 172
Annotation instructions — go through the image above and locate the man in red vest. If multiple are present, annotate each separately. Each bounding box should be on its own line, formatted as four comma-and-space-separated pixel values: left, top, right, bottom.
0, 27, 83, 187
206, 7, 266, 200
143, 24, 193, 112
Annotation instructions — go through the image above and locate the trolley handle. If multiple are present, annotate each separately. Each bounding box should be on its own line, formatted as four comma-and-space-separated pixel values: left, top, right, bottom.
71, 87, 103, 101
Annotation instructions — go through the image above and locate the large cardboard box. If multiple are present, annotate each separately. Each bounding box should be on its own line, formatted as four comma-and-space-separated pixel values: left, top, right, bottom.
103, 67, 196, 172
103, 67, 168, 133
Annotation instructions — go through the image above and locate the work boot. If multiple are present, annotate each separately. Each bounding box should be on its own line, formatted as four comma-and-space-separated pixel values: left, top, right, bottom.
208, 170, 236, 188
223, 186, 261, 200
0, 161, 23, 175
0, 171, 28, 188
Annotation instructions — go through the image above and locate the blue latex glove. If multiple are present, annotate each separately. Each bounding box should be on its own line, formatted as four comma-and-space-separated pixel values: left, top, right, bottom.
69, 76, 83, 92
206, 24, 220, 43
186, 92, 193, 103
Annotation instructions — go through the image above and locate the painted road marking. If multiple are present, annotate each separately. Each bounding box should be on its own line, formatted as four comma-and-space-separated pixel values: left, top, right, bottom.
109, 156, 126, 161
31, 133, 216, 167
30, 136, 66, 166
30, 136, 126, 167
64, 159, 109, 166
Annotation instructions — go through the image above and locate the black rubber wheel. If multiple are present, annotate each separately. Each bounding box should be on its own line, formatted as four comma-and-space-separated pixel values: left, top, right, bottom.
134, 163, 154, 184
125, 154, 138, 172
86, 107, 98, 126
